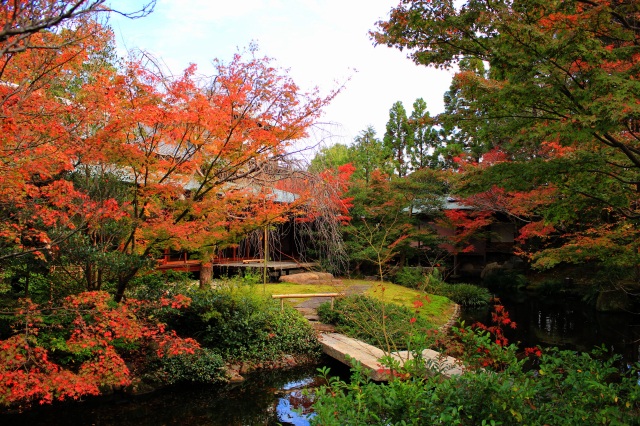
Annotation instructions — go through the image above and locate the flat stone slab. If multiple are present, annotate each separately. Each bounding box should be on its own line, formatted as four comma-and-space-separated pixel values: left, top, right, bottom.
318, 332, 391, 381
312, 323, 336, 333
319, 332, 465, 381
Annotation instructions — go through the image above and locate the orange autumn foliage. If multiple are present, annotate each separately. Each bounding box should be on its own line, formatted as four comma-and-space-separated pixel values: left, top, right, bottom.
0, 292, 199, 408
0, 6, 341, 299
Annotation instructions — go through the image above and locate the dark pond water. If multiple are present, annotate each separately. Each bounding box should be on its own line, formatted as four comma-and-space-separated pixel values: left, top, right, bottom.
461, 292, 640, 364
0, 357, 352, 426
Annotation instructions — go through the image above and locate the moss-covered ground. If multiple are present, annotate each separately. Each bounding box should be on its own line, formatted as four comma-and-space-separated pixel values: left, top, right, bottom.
262, 279, 455, 327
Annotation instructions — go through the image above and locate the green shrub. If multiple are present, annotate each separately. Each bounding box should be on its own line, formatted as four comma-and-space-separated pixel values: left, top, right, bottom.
483, 268, 527, 292
421, 271, 490, 307
154, 348, 227, 385
239, 271, 262, 286
167, 283, 321, 362
392, 267, 425, 288
311, 338, 640, 425
316, 301, 342, 325
129, 270, 193, 301
424, 282, 491, 308
440, 283, 492, 307
317, 295, 435, 351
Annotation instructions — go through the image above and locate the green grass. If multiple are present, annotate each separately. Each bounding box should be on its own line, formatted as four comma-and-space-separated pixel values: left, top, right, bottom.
262, 279, 455, 327
262, 282, 348, 296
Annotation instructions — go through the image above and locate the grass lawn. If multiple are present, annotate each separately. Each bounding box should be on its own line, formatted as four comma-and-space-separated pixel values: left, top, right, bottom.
363, 281, 455, 327
263, 279, 455, 327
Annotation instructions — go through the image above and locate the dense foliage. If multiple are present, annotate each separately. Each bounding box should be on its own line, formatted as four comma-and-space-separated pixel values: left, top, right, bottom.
317, 294, 436, 352
312, 322, 640, 425
149, 347, 226, 386
372, 0, 640, 282
430, 283, 491, 308
421, 271, 492, 308
0, 290, 201, 409
167, 282, 322, 363
0, 273, 324, 411
392, 268, 491, 307
312, 345, 640, 425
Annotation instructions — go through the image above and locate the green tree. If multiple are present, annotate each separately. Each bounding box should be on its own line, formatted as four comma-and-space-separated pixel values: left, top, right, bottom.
345, 170, 416, 279
439, 57, 493, 165
351, 126, 390, 183
373, 0, 640, 277
408, 98, 441, 170
384, 101, 412, 177
308, 143, 352, 173
344, 168, 446, 278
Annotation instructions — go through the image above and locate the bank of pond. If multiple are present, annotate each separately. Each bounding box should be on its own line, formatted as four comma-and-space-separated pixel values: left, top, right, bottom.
0, 360, 351, 426
2, 274, 640, 424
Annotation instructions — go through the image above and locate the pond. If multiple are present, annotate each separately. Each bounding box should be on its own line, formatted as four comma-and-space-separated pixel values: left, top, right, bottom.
461, 292, 640, 365
0, 357, 352, 426
5, 294, 640, 424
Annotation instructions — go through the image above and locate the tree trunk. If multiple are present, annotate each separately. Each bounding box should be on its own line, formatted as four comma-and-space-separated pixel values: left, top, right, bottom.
86, 261, 94, 290
114, 269, 138, 303
200, 262, 213, 289
97, 268, 103, 290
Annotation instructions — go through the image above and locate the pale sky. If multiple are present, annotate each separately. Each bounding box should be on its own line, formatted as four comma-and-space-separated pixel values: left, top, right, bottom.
108, 1, 453, 159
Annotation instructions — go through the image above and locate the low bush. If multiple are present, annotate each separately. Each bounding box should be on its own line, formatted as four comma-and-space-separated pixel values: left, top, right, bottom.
317, 295, 436, 352
152, 347, 226, 385
129, 270, 193, 301
167, 281, 321, 362
392, 266, 425, 288
422, 271, 491, 307
439, 283, 492, 307
312, 333, 640, 425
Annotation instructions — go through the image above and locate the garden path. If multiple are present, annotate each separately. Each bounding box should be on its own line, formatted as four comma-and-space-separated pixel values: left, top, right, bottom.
293, 284, 371, 331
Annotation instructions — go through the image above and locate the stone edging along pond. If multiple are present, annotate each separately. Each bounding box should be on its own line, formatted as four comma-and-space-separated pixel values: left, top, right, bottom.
439, 303, 461, 334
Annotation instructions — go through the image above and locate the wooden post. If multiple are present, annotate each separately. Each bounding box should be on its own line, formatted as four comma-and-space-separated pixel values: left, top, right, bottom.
263, 224, 269, 292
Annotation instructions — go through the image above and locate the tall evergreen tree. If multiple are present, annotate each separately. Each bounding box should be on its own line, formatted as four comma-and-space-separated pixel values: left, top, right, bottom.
383, 101, 412, 177
352, 126, 390, 183
408, 98, 441, 170
439, 57, 493, 165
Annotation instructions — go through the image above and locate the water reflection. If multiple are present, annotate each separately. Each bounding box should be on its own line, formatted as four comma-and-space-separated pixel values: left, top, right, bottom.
462, 295, 640, 364
0, 360, 350, 426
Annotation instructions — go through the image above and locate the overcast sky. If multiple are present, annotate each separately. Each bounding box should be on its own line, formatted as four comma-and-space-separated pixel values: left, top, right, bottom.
109, 1, 453, 159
